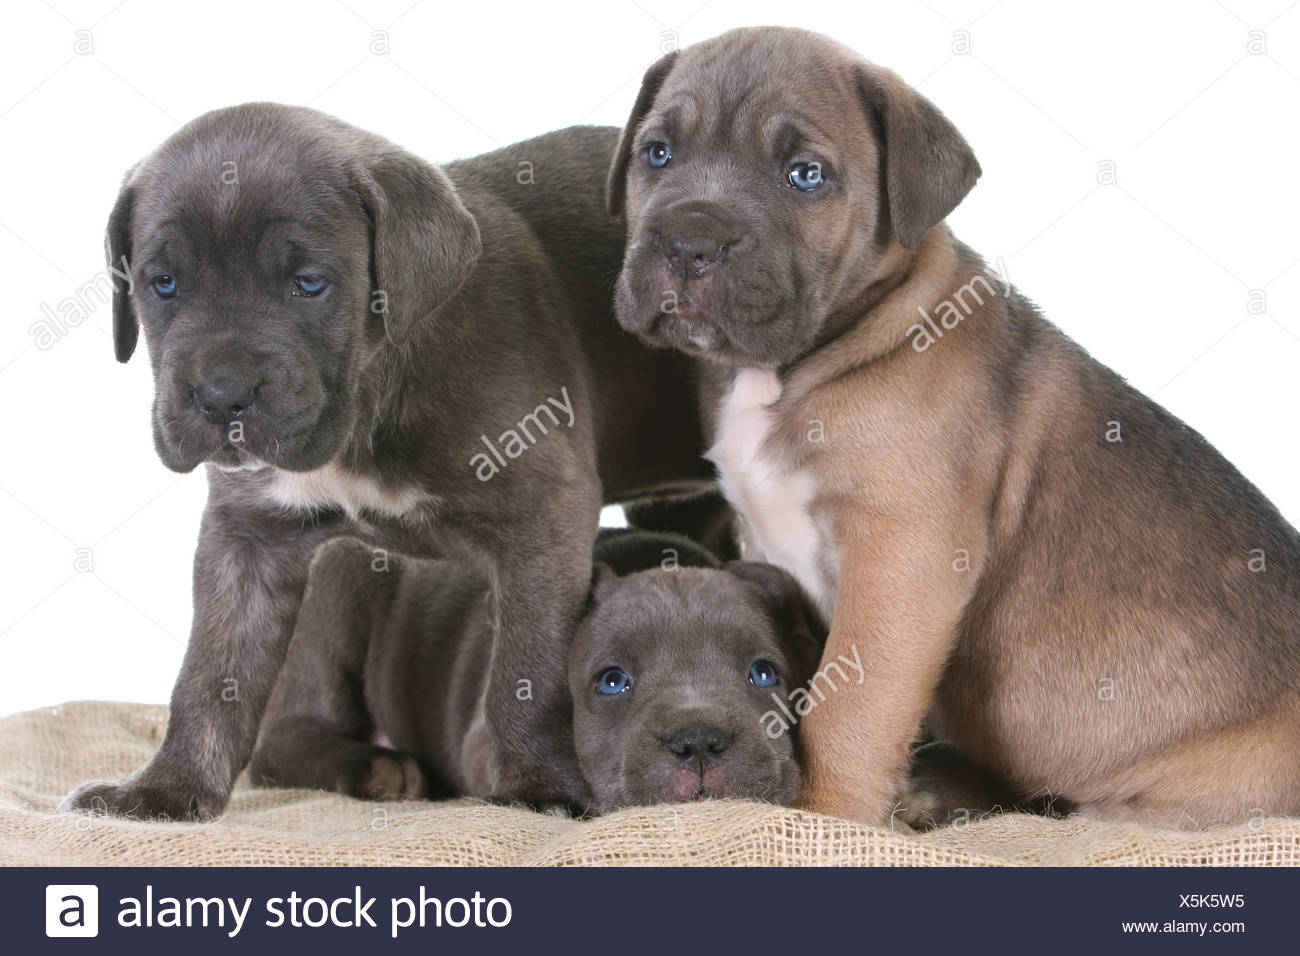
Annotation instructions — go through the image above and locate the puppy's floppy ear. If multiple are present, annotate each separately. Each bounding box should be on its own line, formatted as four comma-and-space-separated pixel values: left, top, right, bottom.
607, 51, 678, 218
354, 148, 482, 341
587, 562, 622, 606
106, 170, 138, 363
725, 561, 827, 678
857, 64, 981, 250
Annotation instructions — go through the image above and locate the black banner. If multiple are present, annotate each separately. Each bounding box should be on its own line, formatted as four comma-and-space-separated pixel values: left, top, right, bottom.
5, 866, 1289, 953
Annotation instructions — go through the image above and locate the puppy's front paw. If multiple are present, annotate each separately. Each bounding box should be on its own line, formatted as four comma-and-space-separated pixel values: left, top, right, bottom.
355, 749, 428, 801
59, 775, 225, 821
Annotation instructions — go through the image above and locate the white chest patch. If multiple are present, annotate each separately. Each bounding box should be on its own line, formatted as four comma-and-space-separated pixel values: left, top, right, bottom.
264, 464, 429, 522
706, 368, 837, 622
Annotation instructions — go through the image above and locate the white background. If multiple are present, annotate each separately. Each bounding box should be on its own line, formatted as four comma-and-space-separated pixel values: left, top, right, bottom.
1, 0, 1297, 717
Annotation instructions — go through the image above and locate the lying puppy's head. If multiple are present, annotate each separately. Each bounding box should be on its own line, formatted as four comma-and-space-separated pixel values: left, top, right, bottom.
607, 26, 980, 367
569, 560, 825, 811
107, 103, 481, 472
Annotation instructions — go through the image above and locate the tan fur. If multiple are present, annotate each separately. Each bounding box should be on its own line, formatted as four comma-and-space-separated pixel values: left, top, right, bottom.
610, 27, 1300, 827
771, 226, 1300, 826
784, 232, 999, 818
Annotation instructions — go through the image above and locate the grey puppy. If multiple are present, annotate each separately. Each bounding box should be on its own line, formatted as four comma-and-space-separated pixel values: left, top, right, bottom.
252, 530, 822, 810
61, 105, 716, 820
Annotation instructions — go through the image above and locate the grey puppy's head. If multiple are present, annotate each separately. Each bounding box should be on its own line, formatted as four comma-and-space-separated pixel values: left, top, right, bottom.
568, 560, 825, 811
106, 103, 481, 473
607, 26, 980, 368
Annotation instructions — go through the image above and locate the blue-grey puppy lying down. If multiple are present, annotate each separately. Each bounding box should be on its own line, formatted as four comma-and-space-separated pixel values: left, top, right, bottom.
251, 530, 826, 812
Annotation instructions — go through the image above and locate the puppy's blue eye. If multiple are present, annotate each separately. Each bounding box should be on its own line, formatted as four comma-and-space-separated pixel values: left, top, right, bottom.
292, 275, 327, 296
749, 660, 779, 687
787, 161, 824, 191
647, 142, 672, 169
597, 668, 632, 695
151, 274, 176, 297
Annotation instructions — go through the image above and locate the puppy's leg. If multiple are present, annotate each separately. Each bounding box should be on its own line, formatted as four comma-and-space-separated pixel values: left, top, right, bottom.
797, 519, 979, 826
491, 529, 598, 810
256, 718, 428, 801
252, 540, 429, 801
441, 485, 601, 812
60, 485, 345, 820
1074, 708, 1300, 827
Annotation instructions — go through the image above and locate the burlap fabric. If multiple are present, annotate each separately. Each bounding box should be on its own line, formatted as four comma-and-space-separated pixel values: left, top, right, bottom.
1, 702, 1297, 866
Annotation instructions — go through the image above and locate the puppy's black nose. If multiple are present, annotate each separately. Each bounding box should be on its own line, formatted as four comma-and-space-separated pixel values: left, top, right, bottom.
667, 727, 732, 761
665, 234, 729, 275
192, 380, 258, 424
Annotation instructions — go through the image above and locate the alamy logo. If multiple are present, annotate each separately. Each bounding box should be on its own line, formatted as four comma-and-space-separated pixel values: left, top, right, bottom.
45, 884, 99, 937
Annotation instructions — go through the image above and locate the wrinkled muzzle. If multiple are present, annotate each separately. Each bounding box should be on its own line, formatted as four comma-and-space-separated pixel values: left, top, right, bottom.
150, 336, 335, 473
